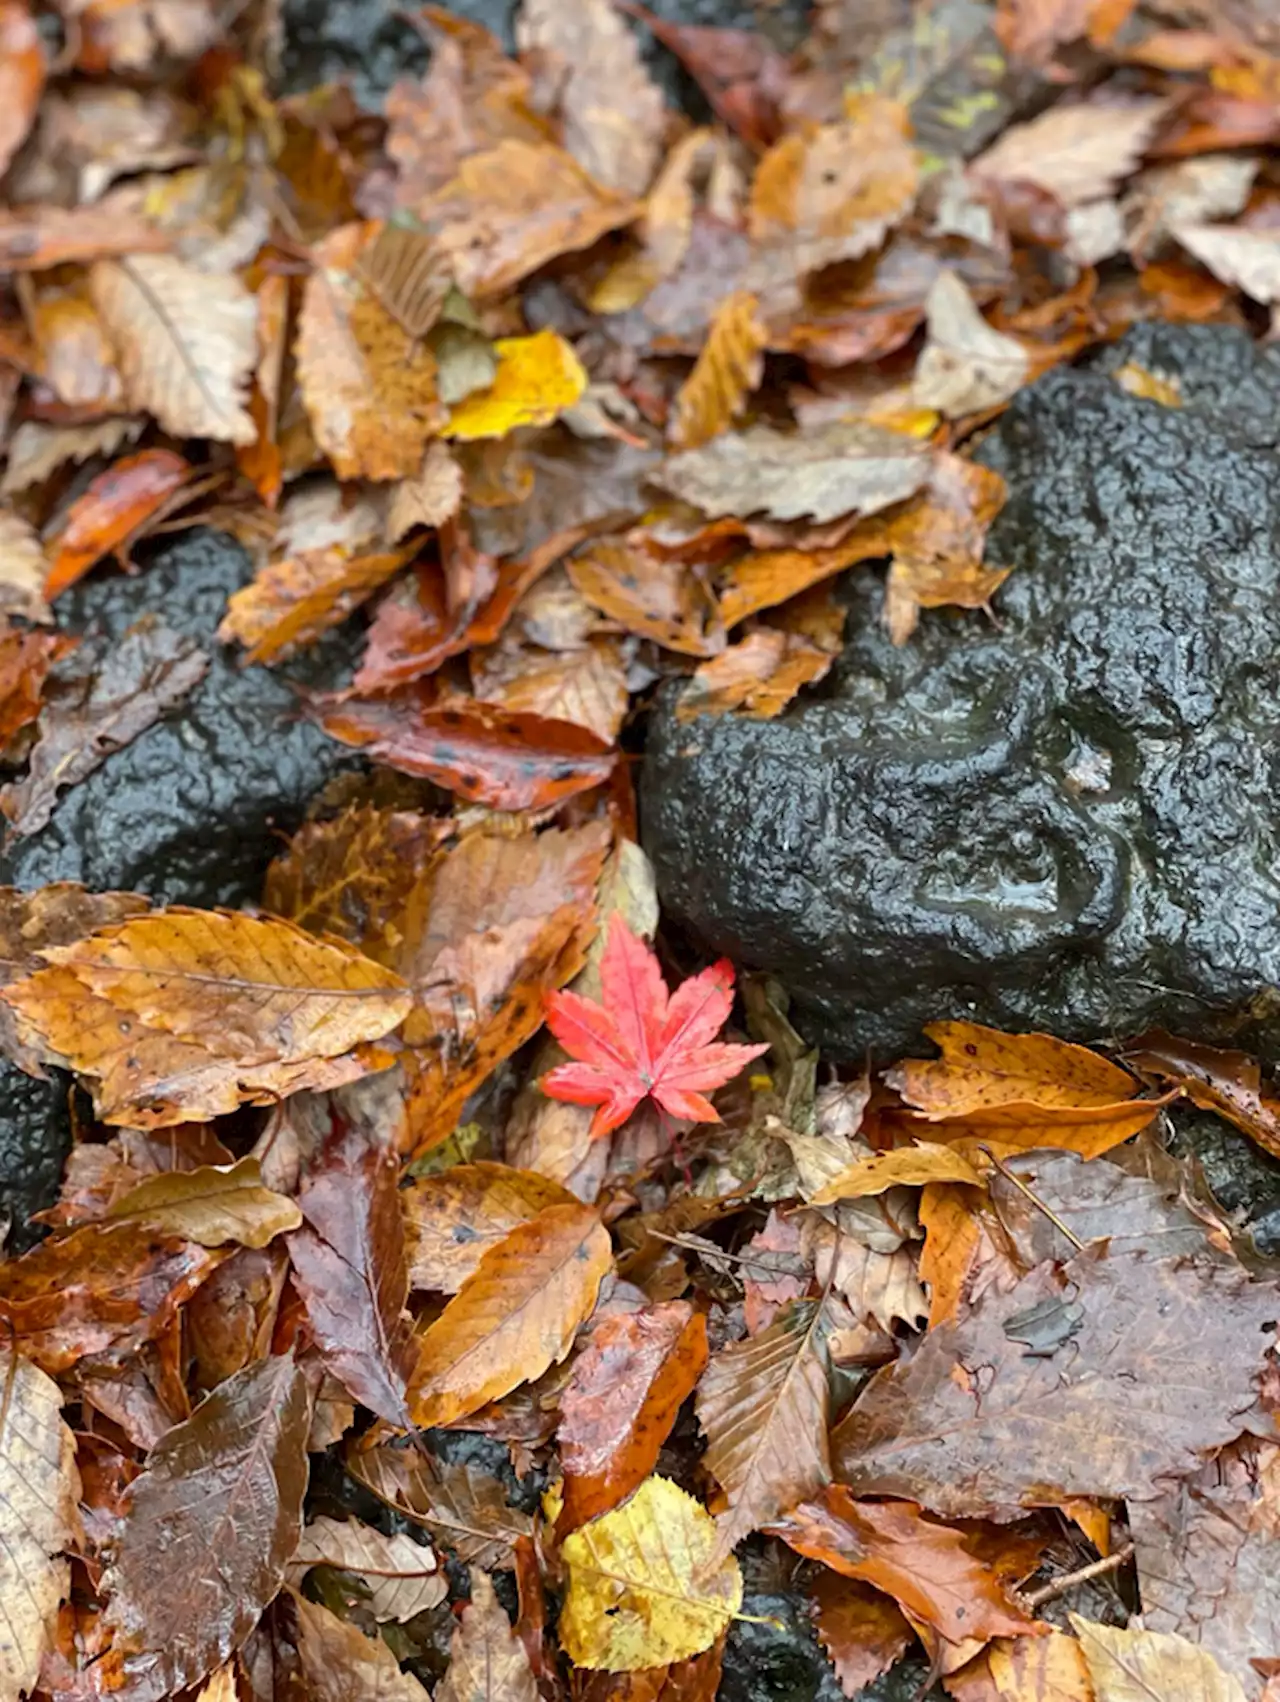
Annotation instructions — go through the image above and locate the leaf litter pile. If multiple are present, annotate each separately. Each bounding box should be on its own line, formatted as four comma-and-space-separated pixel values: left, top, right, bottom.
8, 0, 1280, 1698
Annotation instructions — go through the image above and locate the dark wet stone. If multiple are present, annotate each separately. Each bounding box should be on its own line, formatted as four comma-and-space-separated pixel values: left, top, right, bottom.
642, 322, 1280, 1060
0, 528, 358, 1238
1165, 1105, 1280, 1259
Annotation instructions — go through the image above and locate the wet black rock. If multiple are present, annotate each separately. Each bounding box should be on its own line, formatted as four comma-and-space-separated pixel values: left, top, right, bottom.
1165, 1105, 1280, 1260
0, 528, 357, 1239
643, 322, 1280, 1059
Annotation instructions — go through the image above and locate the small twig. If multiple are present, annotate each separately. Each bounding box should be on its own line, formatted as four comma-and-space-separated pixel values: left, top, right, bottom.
1021, 1541, 1135, 1611
979, 1146, 1086, 1253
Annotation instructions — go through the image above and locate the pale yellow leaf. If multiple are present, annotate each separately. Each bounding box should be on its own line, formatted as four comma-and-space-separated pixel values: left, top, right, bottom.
103, 1156, 303, 1248
1071, 1615, 1247, 1702
912, 272, 1029, 419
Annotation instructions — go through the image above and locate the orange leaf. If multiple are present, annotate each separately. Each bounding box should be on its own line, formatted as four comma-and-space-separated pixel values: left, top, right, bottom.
30, 283, 124, 413
1123, 1029, 1280, 1161
0, 624, 74, 745
676, 626, 836, 721
946, 1629, 1095, 1701
235, 272, 290, 508
217, 540, 418, 665
559, 1302, 708, 1531
46, 449, 191, 598
407, 1201, 612, 1429
404, 1162, 579, 1293
314, 693, 616, 811
811, 1143, 986, 1204
670, 291, 766, 451
475, 635, 630, 744
569, 538, 724, 656
0, 1, 42, 179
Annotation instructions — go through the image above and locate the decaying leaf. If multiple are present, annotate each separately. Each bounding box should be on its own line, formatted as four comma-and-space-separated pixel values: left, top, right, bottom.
90, 256, 257, 445
103, 1351, 311, 1697
350, 1443, 534, 1570
947, 1630, 1095, 1701
292, 1593, 431, 1702
387, 441, 465, 542
559, 1301, 708, 1530
568, 539, 724, 658
670, 291, 766, 451
103, 1156, 301, 1247
0, 0, 43, 181
1071, 1615, 1247, 1702
0, 509, 54, 623
287, 1516, 446, 1621
811, 1143, 985, 1204
559, 1476, 743, 1670
438, 1567, 538, 1702
974, 99, 1166, 208
0, 1347, 80, 1702
911, 273, 1030, 420
45, 449, 192, 599
814, 1576, 912, 1700
697, 1299, 831, 1555
407, 1201, 612, 1428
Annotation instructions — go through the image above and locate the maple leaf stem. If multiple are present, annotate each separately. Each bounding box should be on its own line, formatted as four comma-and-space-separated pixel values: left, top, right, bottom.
978, 1145, 1087, 1252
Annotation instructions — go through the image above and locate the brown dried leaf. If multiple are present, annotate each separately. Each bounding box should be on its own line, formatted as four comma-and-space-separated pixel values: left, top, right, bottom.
768, 1488, 1039, 1646
697, 1299, 831, 1555
350, 1443, 534, 1570
404, 1161, 578, 1292
676, 625, 837, 722
387, 441, 465, 542
416, 138, 638, 299
517, 0, 665, 197
103, 1352, 311, 1698
356, 222, 454, 341
670, 291, 766, 451
287, 1516, 445, 1621
0, 204, 168, 269
655, 420, 931, 524
0, 507, 54, 622
568, 539, 723, 657
1, 615, 209, 838
103, 1155, 301, 1247
439, 1567, 537, 1702
560, 1302, 708, 1531
474, 634, 629, 742
218, 539, 417, 665
1123, 1030, 1280, 1163
946, 1629, 1094, 1701
1175, 223, 1280, 305
31, 283, 125, 413
0, 625, 74, 747
296, 222, 447, 482
287, 1110, 416, 1426
407, 1201, 612, 1429
1, 418, 144, 501
89, 255, 257, 445
1071, 1615, 1246, 1702
833, 1244, 1280, 1519
0, 1346, 80, 1700
292, 1594, 430, 1702
814, 1575, 913, 1700
974, 100, 1166, 209
812, 1143, 985, 1204
911, 273, 1030, 420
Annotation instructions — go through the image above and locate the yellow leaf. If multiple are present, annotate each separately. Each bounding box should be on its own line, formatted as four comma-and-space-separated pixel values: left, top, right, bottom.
949, 1630, 1094, 1700
407, 1201, 612, 1429
104, 1156, 303, 1248
0, 1348, 79, 1700
1071, 1615, 1246, 1702
670, 291, 766, 450
443, 329, 587, 441
559, 1476, 743, 1670
810, 1142, 985, 1204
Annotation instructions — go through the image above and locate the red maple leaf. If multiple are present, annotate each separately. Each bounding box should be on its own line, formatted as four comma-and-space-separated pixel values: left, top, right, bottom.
540, 914, 769, 1139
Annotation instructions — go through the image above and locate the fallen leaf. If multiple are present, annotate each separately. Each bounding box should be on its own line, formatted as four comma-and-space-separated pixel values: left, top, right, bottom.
103, 1156, 301, 1247
911, 273, 1030, 420
568, 539, 723, 657
291, 1594, 430, 1702
654, 419, 931, 524
0, 1219, 217, 1372
1124, 1030, 1280, 1163
559, 1301, 708, 1530
0, 625, 74, 747
670, 291, 766, 450
0, 1346, 80, 1701
404, 1161, 578, 1292
237, 271, 288, 507
876, 453, 1010, 644
570, 1644, 726, 1702
1071, 1615, 1246, 1702
811, 1143, 985, 1203
587, 127, 712, 313
887, 1021, 1164, 1156
45, 449, 192, 598
417, 138, 638, 299
697, 1298, 830, 1555
90, 255, 257, 445
387, 441, 465, 542
748, 95, 919, 278
287, 1515, 445, 1621
287, 1109, 416, 1426
621, 4, 785, 148
516, 0, 666, 197
768, 1488, 1039, 1647
0, 205, 168, 269
974, 100, 1166, 208
832, 1243, 1280, 1519
30, 282, 125, 413
474, 634, 629, 744
946, 1630, 1095, 1701
296, 222, 447, 482
439, 1567, 538, 1702
443, 329, 587, 441
356, 221, 454, 341
559, 1475, 743, 1670
407, 1200, 612, 1428
1, 418, 144, 502
1, 615, 209, 838
103, 1351, 311, 1698
350, 1442, 534, 1570
0, 0, 42, 179
814, 1576, 913, 1700
0, 508, 53, 622
543, 912, 767, 1138
1176, 223, 1280, 306
1112, 360, 1182, 406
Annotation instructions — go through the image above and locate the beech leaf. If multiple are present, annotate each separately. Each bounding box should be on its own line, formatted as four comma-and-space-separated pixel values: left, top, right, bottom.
350, 1443, 534, 1570
696, 1298, 831, 1555
670, 291, 766, 450
292, 1594, 431, 1702
403, 1161, 579, 1293
559, 1476, 743, 1670
438, 1568, 538, 1702
407, 1201, 613, 1429
103, 1155, 302, 1247
813, 1576, 912, 1700
1071, 1615, 1247, 1702
287, 1516, 445, 1621
103, 1351, 312, 1698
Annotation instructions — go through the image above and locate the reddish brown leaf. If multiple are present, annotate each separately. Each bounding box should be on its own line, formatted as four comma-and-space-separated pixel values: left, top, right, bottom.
46, 450, 193, 599
314, 693, 616, 811
218, 539, 418, 666
559, 1301, 708, 1530
568, 538, 725, 658
0, 624, 75, 746
0, 1, 42, 178
287, 1109, 415, 1426
350, 1442, 533, 1570
570, 1642, 725, 1702
0, 1220, 218, 1373
291, 1593, 429, 1702
813, 1575, 913, 1700
0, 205, 168, 269
1124, 1029, 1280, 1162
769, 1488, 1039, 1646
